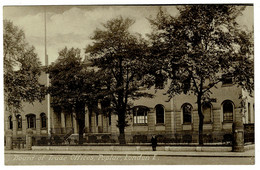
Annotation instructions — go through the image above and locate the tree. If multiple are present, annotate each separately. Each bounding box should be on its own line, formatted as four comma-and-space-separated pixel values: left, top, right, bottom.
86, 17, 153, 144
4, 20, 45, 116
148, 5, 254, 145
47, 47, 101, 144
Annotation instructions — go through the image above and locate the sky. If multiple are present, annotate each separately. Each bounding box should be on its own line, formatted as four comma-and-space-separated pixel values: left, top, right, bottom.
3, 5, 254, 66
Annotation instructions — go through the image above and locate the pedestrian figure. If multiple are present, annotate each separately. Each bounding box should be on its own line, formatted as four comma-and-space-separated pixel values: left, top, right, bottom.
151, 135, 157, 151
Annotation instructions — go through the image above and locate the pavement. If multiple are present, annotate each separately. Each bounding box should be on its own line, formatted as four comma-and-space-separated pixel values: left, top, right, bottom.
5, 148, 255, 158
5, 146, 255, 165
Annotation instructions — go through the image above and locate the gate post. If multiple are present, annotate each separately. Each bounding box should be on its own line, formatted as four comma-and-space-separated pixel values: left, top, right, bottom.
232, 121, 244, 152
5, 130, 13, 150
26, 129, 33, 150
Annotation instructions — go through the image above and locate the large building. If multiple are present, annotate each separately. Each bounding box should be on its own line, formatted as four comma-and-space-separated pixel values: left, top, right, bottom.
4, 71, 254, 144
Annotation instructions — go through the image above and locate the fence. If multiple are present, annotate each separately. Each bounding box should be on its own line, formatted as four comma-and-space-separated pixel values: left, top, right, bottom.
244, 123, 254, 144
29, 132, 235, 146
6, 124, 254, 149
11, 137, 26, 150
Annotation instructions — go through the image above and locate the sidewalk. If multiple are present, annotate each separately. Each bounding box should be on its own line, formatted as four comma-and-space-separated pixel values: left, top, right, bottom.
5, 149, 255, 158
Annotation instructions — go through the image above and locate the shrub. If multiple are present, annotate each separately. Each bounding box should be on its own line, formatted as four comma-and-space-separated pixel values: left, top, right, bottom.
182, 134, 192, 143
88, 135, 97, 143
133, 135, 147, 143
101, 135, 110, 143
156, 135, 164, 143
54, 136, 62, 145
222, 134, 233, 144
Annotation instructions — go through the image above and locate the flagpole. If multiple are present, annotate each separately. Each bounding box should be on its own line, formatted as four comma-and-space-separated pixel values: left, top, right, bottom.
44, 7, 51, 136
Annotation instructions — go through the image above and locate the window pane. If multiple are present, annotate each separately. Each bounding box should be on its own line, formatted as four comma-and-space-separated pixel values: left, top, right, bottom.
41, 114, 46, 128
183, 104, 192, 123
223, 101, 233, 122
17, 115, 22, 129
27, 115, 36, 128
133, 106, 148, 124
156, 105, 164, 124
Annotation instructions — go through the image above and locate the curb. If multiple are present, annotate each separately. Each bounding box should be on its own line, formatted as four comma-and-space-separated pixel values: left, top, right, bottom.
5, 144, 254, 158
5, 150, 255, 158
30, 144, 254, 152
31, 145, 233, 152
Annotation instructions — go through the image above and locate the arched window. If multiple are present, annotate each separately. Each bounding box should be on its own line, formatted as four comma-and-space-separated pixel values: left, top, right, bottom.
182, 103, 192, 124
155, 104, 164, 124
8, 116, 13, 129
223, 100, 233, 122
27, 114, 36, 128
202, 102, 212, 123
16, 114, 22, 129
133, 106, 149, 124
40, 113, 47, 128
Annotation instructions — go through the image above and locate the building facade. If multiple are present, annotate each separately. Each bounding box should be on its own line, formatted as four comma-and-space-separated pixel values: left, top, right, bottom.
4, 72, 254, 144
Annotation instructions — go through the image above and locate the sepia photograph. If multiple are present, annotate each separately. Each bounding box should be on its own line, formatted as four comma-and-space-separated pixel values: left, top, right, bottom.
2, 2, 255, 165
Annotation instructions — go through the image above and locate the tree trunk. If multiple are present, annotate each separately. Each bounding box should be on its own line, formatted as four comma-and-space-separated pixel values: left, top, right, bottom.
75, 102, 85, 145
118, 127, 126, 145
116, 57, 127, 144
197, 93, 204, 145
118, 112, 126, 144
78, 118, 85, 145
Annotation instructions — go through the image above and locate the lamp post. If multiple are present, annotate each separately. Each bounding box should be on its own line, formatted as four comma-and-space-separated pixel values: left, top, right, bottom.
44, 7, 51, 137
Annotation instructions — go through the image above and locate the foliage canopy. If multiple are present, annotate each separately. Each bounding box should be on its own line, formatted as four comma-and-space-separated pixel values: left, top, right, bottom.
148, 5, 254, 144
4, 20, 45, 113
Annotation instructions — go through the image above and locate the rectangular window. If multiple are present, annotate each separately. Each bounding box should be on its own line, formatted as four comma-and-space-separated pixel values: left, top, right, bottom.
222, 74, 233, 85
223, 112, 233, 122
134, 115, 147, 124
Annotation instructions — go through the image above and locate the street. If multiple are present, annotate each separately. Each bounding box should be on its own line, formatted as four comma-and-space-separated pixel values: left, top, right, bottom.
5, 153, 255, 165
